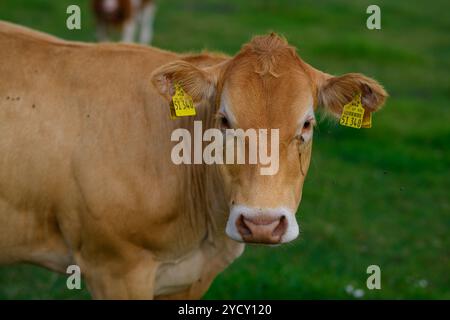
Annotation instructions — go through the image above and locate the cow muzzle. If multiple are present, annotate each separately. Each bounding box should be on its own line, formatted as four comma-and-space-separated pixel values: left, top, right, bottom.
225, 205, 299, 244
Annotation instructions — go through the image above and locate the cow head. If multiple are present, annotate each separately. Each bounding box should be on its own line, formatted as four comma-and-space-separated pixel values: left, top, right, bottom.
152, 34, 387, 244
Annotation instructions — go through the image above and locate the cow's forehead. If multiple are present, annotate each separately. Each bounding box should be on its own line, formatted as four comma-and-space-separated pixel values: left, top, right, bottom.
221, 65, 314, 134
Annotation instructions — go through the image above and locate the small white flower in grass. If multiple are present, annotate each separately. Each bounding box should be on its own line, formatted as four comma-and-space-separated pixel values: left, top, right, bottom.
345, 284, 354, 294
353, 289, 365, 298
417, 279, 428, 288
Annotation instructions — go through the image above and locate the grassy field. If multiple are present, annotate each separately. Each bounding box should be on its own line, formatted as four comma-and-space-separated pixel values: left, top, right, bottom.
0, 0, 448, 299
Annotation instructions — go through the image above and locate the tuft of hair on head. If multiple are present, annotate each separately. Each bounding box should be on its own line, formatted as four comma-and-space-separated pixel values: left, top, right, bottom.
238, 32, 299, 77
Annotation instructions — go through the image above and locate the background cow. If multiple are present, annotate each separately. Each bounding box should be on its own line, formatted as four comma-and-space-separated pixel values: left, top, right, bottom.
93, 0, 156, 43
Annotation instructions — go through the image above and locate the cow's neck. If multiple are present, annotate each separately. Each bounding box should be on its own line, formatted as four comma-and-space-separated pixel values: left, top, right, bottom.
175, 102, 233, 253
161, 54, 243, 264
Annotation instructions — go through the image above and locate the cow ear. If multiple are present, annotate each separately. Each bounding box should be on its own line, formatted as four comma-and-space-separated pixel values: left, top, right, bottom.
151, 60, 217, 104
315, 72, 388, 118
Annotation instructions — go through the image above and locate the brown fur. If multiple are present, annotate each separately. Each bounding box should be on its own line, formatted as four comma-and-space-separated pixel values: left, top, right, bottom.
0, 21, 387, 299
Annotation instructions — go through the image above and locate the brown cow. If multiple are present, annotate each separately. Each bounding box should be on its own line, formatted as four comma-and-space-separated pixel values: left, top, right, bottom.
0, 21, 387, 299
93, 0, 156, 44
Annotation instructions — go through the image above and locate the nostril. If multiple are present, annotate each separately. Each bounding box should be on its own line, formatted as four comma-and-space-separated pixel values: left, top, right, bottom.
272, 216, 287, 237
236, 215, 252, 236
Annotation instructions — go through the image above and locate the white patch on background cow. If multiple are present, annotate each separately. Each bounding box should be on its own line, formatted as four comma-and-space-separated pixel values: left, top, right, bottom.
139, 1, 156, 44
103, 0, 119, 13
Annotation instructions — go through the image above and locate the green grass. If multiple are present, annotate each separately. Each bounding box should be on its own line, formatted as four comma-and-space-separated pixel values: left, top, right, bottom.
0, 0, 449, 299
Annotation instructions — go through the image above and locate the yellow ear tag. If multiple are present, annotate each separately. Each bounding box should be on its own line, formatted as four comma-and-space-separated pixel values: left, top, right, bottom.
171, 83, 196, 118
339, 93, 365, 129
361, 111, 372, 128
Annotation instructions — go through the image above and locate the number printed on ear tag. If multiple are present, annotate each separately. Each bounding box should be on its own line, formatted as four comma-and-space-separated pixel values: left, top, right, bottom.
172, 83, 196, 117
339, 93, 365, 129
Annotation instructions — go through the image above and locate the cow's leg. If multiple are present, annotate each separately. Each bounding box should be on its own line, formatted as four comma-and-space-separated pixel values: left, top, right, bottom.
95, 22, 109, 42
76, 247, 158, 299
121, 18, 137, 43
138, 1, 156, 44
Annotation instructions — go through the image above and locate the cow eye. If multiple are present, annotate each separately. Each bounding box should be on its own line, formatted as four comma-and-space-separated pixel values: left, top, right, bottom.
218, 114, 230, 130
296, 118, 315, 144
304, 118, 316, 129
302, 118, 315, 133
